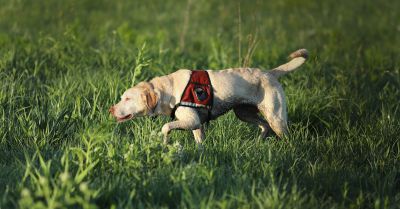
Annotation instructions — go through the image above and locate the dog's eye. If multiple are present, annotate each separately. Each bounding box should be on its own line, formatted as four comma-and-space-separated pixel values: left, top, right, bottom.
125, 98, 130, 101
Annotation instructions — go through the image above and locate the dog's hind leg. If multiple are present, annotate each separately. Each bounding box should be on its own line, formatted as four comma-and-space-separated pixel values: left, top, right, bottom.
233, 105, 270, 138
161, 106, 201, 144
257, 88, 289, 138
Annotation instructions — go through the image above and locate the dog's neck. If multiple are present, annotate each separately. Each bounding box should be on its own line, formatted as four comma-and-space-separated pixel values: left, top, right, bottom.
149, 75, 174, 116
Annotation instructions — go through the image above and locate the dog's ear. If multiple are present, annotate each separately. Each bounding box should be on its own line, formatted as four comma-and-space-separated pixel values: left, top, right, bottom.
139, 82, 158, 113
145, 88, 158, 111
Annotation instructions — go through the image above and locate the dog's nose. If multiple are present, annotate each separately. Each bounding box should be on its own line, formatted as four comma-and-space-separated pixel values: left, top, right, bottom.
109, 106, 115, 114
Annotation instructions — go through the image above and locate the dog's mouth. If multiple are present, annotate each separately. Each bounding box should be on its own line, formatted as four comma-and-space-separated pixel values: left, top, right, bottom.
117, 114, 133, 122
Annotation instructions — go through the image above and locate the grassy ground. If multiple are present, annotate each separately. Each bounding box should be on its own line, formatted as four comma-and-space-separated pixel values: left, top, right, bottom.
1, 0, 399, 208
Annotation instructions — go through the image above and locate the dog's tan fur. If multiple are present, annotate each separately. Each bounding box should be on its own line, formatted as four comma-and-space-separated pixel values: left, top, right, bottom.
110, 49, 308, 144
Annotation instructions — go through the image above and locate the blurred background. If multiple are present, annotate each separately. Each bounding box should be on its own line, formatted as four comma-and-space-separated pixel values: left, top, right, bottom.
1, 0, 399, 99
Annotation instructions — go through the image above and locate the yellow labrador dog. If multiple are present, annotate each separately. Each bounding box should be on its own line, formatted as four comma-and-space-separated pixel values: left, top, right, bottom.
110, 49, 308, 144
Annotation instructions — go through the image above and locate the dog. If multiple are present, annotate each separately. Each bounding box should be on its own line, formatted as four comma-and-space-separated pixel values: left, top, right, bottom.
110, 49, 308, 144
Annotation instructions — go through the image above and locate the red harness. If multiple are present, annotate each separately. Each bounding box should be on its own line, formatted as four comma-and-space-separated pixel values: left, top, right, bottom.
171, 70, 213, 120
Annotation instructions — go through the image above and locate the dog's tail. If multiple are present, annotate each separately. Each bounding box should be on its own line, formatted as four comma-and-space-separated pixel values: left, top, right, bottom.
267, 49, 308, 78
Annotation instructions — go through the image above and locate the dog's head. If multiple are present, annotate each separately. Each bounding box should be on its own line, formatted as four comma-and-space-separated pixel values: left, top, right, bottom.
109, 82, 158, 122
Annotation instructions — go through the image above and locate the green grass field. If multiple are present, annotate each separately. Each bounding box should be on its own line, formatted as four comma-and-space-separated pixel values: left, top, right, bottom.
1, 0, 399, 208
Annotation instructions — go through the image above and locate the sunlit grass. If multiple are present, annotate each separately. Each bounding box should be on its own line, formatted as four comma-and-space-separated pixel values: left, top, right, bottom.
0, 0, 399, 208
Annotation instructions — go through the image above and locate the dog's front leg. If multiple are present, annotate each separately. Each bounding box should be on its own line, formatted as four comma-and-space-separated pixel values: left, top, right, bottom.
161, 107, 201, 144
192, 127, 205, 144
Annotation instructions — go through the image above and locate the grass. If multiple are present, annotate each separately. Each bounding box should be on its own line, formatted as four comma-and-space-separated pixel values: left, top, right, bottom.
0, 0, 399, 208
